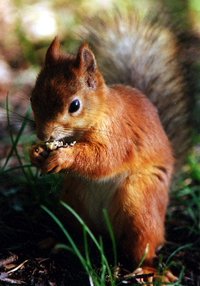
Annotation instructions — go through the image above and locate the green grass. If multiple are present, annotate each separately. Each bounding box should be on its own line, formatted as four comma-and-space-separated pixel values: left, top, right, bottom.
2, 97, 33, 179
41, 203, 117, 286
169, 151, 200, 236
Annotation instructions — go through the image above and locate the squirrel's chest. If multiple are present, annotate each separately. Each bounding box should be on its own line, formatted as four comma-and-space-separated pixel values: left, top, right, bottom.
63, 175, 126, 232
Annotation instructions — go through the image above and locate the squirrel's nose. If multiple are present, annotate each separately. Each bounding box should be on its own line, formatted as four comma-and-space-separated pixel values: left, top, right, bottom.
36, 121, 57, 141
37, 131, 54, 142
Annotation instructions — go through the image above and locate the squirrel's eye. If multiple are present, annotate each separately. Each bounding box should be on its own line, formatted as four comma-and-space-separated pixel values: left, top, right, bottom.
69, 99, 81, 114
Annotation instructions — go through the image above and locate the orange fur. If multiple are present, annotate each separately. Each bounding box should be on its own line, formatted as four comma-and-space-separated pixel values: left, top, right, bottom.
30, 38, 174, 273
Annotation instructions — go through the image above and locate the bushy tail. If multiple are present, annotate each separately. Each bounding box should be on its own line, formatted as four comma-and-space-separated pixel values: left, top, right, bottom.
83, 11, 193, 168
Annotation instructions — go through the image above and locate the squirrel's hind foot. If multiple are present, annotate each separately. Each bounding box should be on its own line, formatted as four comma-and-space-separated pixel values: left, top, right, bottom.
122, 266, 178, 285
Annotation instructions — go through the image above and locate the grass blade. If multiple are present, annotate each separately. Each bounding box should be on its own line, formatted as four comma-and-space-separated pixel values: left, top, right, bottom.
2, 96, 32, 182
103, 209, 117, 266
60, 201, 116, 285
165, 243, 193, 266
41, 205, 89, 272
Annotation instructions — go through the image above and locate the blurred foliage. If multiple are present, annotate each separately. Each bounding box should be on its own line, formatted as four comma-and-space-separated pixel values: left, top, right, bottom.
0, 1, 199, 75
1, 0, 200, 64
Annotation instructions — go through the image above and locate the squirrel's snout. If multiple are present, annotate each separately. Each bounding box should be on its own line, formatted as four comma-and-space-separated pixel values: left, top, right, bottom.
37, 130, 53, 142
36, 122, 58, 142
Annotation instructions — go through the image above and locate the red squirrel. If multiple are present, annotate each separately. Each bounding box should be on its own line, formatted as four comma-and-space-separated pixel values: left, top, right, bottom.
30, 13, 192, 283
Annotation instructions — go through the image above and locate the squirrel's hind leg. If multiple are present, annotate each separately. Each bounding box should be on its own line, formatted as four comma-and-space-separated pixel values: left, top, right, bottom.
110, 176, 175, 282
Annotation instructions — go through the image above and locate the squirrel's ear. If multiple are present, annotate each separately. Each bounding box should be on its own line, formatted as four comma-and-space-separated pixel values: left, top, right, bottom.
76, 43, 96, 73
45, 36, 60, 65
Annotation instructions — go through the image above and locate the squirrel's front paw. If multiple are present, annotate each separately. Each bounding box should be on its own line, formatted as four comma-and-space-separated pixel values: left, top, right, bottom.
30, 144, 49, 168
41, 147, 74, 174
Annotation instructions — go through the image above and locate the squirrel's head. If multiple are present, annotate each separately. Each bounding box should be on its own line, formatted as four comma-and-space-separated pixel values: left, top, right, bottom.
31, 37, 106, 143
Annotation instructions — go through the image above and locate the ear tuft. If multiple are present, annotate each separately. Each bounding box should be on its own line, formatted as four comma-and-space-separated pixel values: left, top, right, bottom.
76, 43, 96, 73
45, 36, 61, 65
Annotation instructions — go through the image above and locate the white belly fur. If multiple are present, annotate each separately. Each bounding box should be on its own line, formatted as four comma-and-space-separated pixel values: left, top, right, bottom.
65, 174, 126, 232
